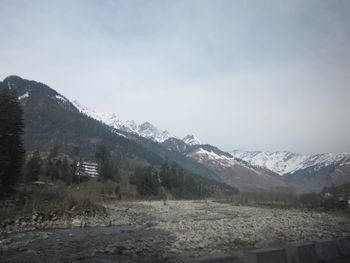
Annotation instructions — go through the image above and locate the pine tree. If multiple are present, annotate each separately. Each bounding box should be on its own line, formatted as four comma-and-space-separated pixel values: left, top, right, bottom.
24, 150, 42, 183
160, 158, 171, 189
0, 88, 25, 197
134, 166, 160, 196
113, 166, 121, 183
45, 145, 59, 180
71, 146, 80, 183
95, 145, 118, 181
59, 157, 72, 185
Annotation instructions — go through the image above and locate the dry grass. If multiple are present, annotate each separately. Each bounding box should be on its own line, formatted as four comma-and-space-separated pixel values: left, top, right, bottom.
0, 180, 108, 222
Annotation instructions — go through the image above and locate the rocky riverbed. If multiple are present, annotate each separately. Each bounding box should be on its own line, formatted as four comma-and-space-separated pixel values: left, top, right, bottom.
1, 200, 350, 262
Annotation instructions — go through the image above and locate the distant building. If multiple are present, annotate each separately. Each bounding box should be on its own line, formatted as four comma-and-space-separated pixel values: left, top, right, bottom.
323, 192, 333, 199
76, 161, 99, 178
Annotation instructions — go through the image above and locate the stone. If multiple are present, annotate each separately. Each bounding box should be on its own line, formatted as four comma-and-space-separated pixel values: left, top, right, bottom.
32, 214, 38, 221
71, 218, 86, 228
245, 248, 287, 263
169, 248, 178, 254
71, 218, 82, 227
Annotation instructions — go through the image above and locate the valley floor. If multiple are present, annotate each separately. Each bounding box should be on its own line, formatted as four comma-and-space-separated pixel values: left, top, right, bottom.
1, 200, 350, 262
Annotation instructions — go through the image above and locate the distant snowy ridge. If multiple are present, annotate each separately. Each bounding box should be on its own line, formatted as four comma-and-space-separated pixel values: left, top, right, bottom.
73, 100, 199, 144
230, 150, 350, 175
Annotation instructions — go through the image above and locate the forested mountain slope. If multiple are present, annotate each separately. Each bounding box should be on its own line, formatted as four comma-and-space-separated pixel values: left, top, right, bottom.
0, 76, 234, 194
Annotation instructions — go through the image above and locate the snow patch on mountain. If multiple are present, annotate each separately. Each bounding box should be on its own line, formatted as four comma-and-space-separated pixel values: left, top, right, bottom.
112, 130, 128, 139
189, 147, 239, 168
55, 95, 67, 103
183, 135, 201, 145
72, 100, 108, 121
18, 92, 29, 100
230, 150, 350, 175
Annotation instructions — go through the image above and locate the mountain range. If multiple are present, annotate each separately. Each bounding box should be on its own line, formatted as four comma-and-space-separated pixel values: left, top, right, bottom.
72, 98, 350, 193
73, 100, 201, 145
1, 75, 349, 193
230, 150, 350, 176
230, 150, 350, 193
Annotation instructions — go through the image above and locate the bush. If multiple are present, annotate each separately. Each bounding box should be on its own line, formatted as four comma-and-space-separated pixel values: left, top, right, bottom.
0, 184, 105, 222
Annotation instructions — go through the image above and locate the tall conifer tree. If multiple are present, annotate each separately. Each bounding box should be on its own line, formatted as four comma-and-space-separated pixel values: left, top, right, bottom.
24, 150, 42, 183
0, 88, 25, 197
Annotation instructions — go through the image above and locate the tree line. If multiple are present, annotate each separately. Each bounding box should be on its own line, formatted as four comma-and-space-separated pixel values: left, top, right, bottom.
129, 159, 236, 199
23, 144, 120, 186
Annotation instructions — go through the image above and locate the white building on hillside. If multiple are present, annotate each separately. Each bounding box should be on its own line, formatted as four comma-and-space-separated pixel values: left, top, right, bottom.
76, 161, 99, 177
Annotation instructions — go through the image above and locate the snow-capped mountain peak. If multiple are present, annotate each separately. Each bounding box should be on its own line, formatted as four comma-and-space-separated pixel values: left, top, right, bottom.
72, 100, 171, 142
183, 134, 201, 145
137, 122, 171, 142
73, 101, 207, 145
230, 150, 350, 176
138, 122, 157, 134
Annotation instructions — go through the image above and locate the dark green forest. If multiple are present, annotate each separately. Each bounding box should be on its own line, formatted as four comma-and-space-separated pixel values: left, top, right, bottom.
130, 160, 237, 199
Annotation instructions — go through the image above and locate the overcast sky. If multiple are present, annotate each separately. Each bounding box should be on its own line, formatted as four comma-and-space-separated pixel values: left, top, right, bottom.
1, 0, 349, 154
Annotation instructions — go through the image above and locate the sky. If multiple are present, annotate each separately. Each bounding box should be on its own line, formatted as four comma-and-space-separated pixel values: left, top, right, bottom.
0, 0, 349, 154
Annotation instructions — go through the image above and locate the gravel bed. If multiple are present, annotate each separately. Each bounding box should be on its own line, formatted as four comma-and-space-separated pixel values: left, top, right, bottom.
127, 200, 350, 257
1, 200, 350, 262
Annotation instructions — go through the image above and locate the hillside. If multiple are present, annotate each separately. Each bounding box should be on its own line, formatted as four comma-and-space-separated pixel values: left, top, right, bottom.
161, 138, 291, 191
2, 76, 163, 170
0, 76, 237, 195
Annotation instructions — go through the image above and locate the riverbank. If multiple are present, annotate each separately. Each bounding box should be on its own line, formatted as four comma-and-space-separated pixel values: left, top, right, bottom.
1, 200, 350, 262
